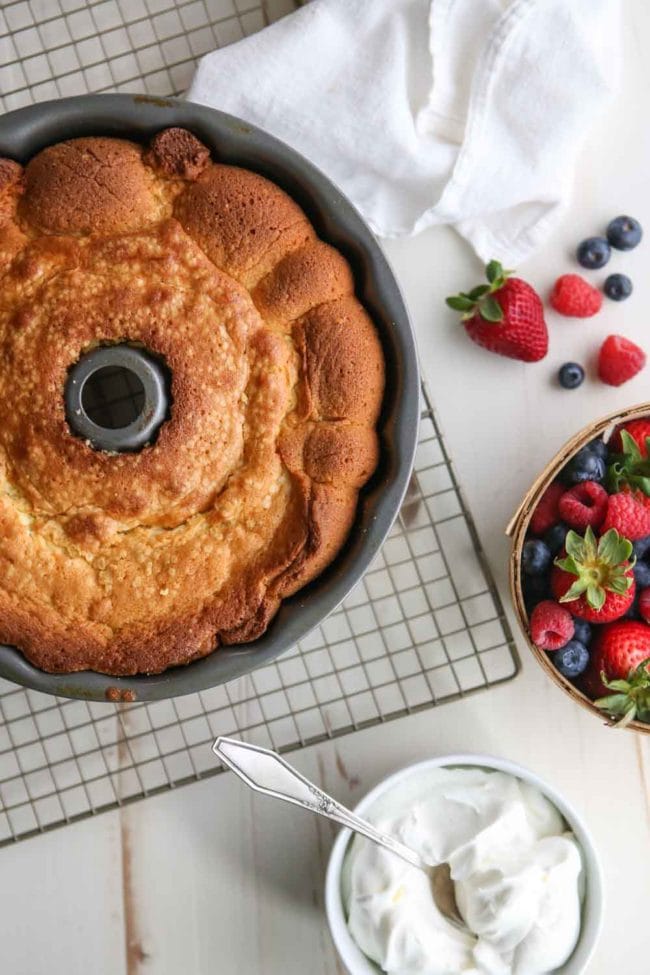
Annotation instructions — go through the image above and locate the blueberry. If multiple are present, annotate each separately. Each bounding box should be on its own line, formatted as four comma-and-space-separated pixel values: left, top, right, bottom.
606, 215, 643, 251
554, 640, 590, 679
522, 540, 552, 576
562, 448, 606, 485
633, 534, 650, 559
604, 273, 633, 301
577, 236, 611, 269
523, 574, 550, 613
588, 439, 609, 461
544, 522, 568, 556
572, 618, 592, 646
634, 560, 650, 589
558, 362, 585, 390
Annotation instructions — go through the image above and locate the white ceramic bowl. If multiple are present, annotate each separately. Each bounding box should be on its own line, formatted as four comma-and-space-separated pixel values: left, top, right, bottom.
325, 754, 604, 975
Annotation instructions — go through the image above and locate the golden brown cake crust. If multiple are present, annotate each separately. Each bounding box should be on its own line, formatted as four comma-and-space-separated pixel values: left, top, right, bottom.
0, 129, 385, 675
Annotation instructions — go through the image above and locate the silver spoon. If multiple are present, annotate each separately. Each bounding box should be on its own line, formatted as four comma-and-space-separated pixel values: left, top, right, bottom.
213, 736, 469, 933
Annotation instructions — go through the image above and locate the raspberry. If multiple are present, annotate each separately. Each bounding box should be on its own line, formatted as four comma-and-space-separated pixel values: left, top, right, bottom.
558, 481, 608, 530
598, 334, 646, 386
550, 274, 602, 318
529, 600, 575, 650
530, 481, 564, 535
639, 588, 650, 624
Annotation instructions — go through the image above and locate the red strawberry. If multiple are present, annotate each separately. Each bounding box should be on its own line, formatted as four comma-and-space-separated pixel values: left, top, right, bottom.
446, 260, 548, 363
598, 334, 646, 386
530, 481, 564, 535
529, 600, 574, 650
558, 481, 608, 531
550, 274, 602, 318
585, 621, 650, 725
601, 491, 650, 540
611, 419, 650, 457
551, 526, 635, 622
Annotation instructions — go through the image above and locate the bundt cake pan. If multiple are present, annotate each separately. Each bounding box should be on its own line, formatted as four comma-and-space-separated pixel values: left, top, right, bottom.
0, 94, 419, 702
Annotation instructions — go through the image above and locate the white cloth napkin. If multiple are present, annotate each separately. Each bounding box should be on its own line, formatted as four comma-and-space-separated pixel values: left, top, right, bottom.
187, 0, 620, 265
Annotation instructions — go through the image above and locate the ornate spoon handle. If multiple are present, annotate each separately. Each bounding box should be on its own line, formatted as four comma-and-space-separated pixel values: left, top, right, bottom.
213, 736, 427, 871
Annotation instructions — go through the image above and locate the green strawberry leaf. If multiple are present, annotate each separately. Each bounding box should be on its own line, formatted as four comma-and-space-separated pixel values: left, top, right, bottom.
485, 260, 502, 284
586, 584, 605, 610
554, 555, 579, 576
621, 430, 642, 463
467, 285, 490, 300
598, 528, 633, 565
564, 531, 588, 562
479, 296, 504, 323
559, 577, 589, 602
446, 296, 475, 312
594, 693, 632, 714
603, 679, 632, 693
607, 574, 633, 595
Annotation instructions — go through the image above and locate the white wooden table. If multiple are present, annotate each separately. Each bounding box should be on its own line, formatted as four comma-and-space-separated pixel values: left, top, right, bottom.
1, 4, 650, 973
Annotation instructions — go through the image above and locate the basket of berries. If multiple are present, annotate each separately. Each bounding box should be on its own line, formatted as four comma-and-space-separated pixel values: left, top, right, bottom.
508, 407, 650, 732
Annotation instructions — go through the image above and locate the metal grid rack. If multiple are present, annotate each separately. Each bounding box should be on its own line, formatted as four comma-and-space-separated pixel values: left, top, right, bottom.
0, 0, 519, 846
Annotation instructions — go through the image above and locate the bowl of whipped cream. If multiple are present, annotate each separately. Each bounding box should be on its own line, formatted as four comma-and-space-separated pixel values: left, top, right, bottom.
325, 754, 603, 975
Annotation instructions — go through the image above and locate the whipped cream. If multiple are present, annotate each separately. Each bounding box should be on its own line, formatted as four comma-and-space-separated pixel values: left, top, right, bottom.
343, 766, 583, 975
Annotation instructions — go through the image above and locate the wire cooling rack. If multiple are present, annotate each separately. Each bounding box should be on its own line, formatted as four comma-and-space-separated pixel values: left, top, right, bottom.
0, 0, 519, 846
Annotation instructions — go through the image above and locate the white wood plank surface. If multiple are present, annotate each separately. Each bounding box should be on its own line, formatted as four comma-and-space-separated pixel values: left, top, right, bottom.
1, 2, 650, 973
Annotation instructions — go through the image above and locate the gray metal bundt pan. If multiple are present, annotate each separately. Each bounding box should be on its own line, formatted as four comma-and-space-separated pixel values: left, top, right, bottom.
0, 94, 420, 702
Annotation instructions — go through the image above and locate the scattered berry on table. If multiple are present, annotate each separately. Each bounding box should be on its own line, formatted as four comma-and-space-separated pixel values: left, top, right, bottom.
634, 561, 650, 590
558, 362, 585, 389
554, 640, 590, 679
445, 260, 548, 362
576, 236, 611, 269
639, 589, 650, 624
529, 600, 574, 650
522, 539, 552, 575
551, 526, 635, 622
589, 621, 650, 723
544, 522, 568, 556
604, 273, 633, 301
572, 618, 592, 646
606, 215, 643, 251
601, 491, 650, 540
562, 447, 606, 485
633, 534, 650, 560
530, 482, 565, 535
558, 481, 608, 531
550, 274, 603, 317
598, 334, 646, 386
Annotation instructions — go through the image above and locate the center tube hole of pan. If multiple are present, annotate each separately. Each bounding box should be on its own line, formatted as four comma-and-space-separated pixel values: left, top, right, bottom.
64, 343, 172, 452
82, 365, 146, 429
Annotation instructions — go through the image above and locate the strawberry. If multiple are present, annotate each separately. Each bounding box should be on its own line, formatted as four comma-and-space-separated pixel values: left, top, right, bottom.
550, 274, 602, 318
558, 481, 608, 531
587, 621, 650, 725
530, 481, 564, 535
598, 334, 646, 386
611, 419, 650, 457
446, 260, 548, 363
529, 600, 574, 650
601, 491, 650, 540
606, 427, 650, 498
551, 526, 635, 622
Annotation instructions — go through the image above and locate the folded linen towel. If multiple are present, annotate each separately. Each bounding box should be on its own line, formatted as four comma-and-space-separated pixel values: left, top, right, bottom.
188, 0, 620, 264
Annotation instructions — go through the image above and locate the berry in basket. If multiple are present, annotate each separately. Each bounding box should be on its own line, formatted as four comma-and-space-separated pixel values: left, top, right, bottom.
522, 421, 650, 725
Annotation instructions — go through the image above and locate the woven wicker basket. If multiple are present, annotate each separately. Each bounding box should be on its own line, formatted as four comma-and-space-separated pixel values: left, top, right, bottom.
507, 402, 650, 735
